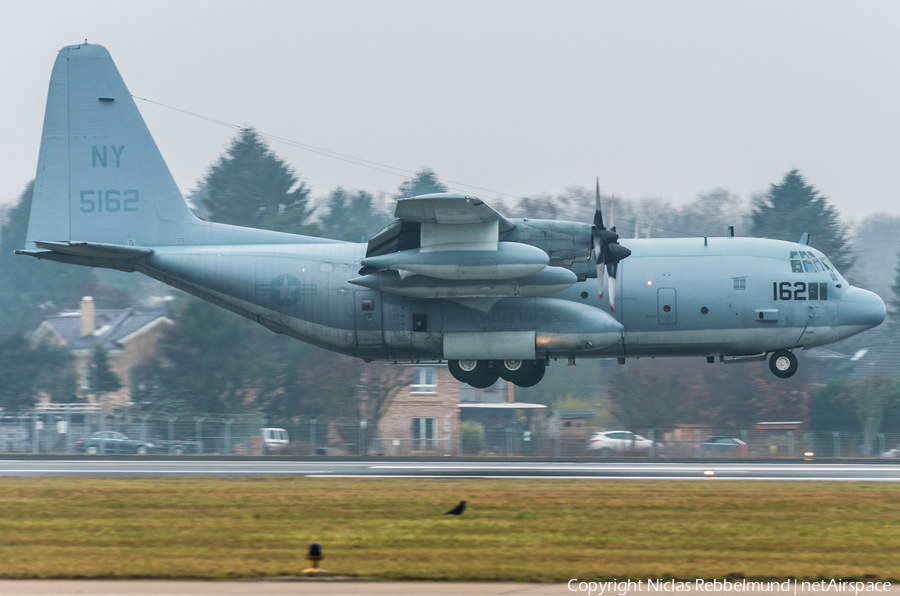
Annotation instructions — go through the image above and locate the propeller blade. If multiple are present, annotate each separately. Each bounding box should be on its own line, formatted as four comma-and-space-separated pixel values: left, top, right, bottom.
608, 271, 616, 313
594, 178, 604, 229
597, 263, 604, 299
590, 181, 629, 308
607, 262, 619, 313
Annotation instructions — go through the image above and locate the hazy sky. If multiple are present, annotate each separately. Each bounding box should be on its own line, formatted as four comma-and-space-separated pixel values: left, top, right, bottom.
3, 0, 900, 221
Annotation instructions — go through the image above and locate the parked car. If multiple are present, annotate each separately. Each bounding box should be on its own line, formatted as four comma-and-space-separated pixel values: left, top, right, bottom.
589, 430, 661, 453
76, 431, 156, 454
156, 438, 203, 454
881, 444, 900, 458
262, 428, 290, 454
698, 436, 747, 457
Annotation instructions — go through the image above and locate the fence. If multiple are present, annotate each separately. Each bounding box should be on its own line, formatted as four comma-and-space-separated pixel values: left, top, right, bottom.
0, 409, 455, 456
540, 426, 900, 459
2, 408, 899, 458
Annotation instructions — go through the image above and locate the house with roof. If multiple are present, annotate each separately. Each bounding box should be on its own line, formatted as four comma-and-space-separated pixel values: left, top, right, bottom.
31, 297, 172, 409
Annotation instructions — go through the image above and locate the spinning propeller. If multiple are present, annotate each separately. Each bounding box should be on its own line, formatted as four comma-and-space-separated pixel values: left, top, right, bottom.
591, 179, 631, 312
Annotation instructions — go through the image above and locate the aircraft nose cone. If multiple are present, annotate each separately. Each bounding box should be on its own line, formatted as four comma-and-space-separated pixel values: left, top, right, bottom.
838, 286, 886, 330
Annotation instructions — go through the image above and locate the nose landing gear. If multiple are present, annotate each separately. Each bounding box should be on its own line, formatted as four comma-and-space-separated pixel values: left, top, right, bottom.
769, 350, 798, 378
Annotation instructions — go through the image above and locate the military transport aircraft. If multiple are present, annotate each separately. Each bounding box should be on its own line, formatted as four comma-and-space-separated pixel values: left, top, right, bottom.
17, 44, 886, 389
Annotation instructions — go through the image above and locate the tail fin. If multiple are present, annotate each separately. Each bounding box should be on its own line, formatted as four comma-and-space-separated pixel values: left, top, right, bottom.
26, 43, 196, 250
25, 43, 310, 252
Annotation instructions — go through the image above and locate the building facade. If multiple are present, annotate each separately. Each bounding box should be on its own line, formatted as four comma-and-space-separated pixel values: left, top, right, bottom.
31, 297, 172, 409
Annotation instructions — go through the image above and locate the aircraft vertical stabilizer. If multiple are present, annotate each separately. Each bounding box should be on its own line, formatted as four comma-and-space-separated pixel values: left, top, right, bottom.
25, 44, 314, 252
26, 43, 195, 250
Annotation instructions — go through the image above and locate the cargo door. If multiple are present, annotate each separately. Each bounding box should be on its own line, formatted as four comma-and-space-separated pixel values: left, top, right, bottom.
354, 290, 384, 346
657, 287, 677, 325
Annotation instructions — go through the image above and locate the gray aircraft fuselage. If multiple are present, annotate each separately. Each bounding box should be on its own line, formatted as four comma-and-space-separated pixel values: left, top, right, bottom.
136, 234, 884, 363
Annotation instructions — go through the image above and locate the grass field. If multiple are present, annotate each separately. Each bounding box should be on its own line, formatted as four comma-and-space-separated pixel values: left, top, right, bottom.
0, 477, 898, 581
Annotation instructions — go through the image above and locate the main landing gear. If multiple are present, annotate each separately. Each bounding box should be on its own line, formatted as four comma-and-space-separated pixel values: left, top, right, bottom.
768, 349, 798, 379
448, 359, 546, 388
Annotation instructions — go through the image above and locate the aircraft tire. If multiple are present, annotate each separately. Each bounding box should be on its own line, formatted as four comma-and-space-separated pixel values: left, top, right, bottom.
496, 359, 536, 384
448, 359, 491, 383
468, 369, 501, 389
514, 360, 546, 387
769, 350, 798, 378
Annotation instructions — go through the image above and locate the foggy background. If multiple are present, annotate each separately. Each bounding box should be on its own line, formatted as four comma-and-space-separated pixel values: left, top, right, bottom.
2, 0, 900, 220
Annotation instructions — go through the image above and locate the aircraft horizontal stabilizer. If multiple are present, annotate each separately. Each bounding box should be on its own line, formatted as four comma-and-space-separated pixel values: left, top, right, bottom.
16, 240, 153, 271
31, 240, 154, 259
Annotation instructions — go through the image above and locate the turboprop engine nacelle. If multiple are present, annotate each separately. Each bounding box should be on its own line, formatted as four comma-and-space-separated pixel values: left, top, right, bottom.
359, 241, 549, 280
349, 266, 577, 299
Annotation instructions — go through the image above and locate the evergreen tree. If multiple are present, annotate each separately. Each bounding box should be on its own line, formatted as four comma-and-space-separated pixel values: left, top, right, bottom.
750, 170, 853, 272
0, 182, 95, 333
202, 128, 316, 234
0, 333, 75, 410
89, 346, 122, 400
394, 168, 448, 200
319, 187, 391, 242
154, 297, 361, 416
154, 298, 263, 414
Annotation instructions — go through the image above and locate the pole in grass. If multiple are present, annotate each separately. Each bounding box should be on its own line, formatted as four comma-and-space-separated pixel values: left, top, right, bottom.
303, 542, 327, 575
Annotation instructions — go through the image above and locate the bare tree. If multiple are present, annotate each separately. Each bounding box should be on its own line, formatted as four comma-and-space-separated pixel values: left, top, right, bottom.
358, 363, 410, 452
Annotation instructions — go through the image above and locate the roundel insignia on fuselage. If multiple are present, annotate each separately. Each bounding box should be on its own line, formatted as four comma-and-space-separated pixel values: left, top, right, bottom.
263, 274, 317, 307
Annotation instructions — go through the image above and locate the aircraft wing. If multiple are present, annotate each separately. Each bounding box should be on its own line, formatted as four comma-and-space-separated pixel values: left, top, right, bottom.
393, 193, 515, 232
355, 193, 581, 299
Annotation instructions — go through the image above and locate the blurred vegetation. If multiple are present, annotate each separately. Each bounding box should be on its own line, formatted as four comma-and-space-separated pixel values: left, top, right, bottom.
460, 420, 487, 454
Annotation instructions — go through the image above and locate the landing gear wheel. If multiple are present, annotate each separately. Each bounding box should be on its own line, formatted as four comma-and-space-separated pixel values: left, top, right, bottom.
514, 360, 546, 387
496, 359, 536, 384
769, 350, 798, 379
468, 369, 500, 389
448, 359, 498, 388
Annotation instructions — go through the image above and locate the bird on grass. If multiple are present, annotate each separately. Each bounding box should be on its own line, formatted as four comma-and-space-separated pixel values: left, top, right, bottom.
444, 500, 466, 515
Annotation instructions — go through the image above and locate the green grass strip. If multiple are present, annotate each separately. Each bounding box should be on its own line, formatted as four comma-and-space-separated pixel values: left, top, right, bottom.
0, 477, 897, 581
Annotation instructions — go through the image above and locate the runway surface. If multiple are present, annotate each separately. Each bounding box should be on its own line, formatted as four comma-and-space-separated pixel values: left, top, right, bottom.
0, 458, 899, 480
0, 581, 897, 596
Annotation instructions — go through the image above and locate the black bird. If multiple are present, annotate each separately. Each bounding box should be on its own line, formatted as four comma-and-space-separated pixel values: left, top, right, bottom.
444, 500, 466, 515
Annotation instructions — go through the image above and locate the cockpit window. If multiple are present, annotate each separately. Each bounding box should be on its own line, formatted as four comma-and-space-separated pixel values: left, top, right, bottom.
791, 252, 844, 283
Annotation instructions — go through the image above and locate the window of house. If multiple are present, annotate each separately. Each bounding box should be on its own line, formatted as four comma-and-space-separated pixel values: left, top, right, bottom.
411, 367, 436, 393
411, 417, 435, 451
